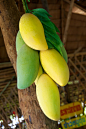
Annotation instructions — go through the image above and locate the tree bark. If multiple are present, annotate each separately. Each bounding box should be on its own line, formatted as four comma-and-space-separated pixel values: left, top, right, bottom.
0, 0, 58, 128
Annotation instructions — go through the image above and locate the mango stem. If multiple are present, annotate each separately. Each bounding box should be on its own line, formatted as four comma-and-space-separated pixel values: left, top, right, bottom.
22, 0, 31, 13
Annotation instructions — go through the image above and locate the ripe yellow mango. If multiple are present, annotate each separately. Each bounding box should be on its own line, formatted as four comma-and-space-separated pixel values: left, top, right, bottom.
35, 64, 43, 85
17, 44, 39, 89
19, 13, 48, 50
40, 49, 69, 86
36, 74, 60, 121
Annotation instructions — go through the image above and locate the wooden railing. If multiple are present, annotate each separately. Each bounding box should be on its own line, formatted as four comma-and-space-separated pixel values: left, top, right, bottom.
68, 52, 86, 89
66, 52, 86, 103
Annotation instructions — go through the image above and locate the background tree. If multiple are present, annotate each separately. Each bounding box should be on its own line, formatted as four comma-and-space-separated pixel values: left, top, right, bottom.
0, 0, 58, 128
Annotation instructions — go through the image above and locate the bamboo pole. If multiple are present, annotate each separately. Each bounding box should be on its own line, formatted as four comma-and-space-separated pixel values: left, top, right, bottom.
63, 0, 75, 46
68, 51, 86, 58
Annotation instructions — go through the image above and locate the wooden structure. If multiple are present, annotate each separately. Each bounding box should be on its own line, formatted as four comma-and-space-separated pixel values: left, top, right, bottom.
0, 62, 19, 127
0, 0, 86, 128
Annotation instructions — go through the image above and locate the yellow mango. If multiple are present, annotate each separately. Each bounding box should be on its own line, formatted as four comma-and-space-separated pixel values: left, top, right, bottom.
19, 13, 48, 50
35, 63, 43, 85
40, 49, 69, 86
36, 73, 60, 121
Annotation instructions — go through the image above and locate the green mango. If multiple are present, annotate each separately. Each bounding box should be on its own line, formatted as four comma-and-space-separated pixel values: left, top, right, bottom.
17, 44, 39, 89
16, 31, 25, 54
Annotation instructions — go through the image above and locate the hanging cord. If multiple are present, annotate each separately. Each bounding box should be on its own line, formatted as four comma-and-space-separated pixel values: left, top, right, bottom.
0, 76, 15, 96
22, 0, 31, 13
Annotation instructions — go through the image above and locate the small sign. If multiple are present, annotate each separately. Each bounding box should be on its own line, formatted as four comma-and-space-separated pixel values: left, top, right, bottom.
60, 102, 83, 119
61, 115, 86, 129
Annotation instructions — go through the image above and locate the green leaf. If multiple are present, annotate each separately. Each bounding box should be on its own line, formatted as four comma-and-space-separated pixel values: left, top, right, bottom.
45, 36, 58, 47
32, 8, 64, 56
56, 45, 63, 56
46, 40, 55, 49
32, 8, 51, 17
41, 20, 56, 31
52, 22, 60, 33
44, 29, 62, 46
32, 11, 50, 21
46, 39, 63, 56
42, 24, 56, 34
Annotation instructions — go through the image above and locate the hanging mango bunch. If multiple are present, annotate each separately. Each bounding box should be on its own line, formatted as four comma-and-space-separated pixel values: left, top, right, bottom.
16, 0, 69, 121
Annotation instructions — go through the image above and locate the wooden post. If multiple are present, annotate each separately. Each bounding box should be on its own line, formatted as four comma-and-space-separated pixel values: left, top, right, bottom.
63, 0, 75, 46
41, 0, 49, 13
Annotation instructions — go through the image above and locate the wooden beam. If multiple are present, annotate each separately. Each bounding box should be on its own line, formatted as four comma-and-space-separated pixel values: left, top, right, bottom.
0, 62, 12, 68
63, 0, 75, 45
41, 0, 49, 13
64, 0, 86, 13
68, 51, 86, 58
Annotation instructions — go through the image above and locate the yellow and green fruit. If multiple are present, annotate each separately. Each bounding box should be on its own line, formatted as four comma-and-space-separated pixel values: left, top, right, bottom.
40, 49, 69, 86
17, 44, 39, 89
36, 73, 60, 121
19, 13, 48, 50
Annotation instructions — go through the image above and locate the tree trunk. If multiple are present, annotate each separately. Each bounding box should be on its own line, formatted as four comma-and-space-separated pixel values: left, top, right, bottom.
0, 0, 58, 128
